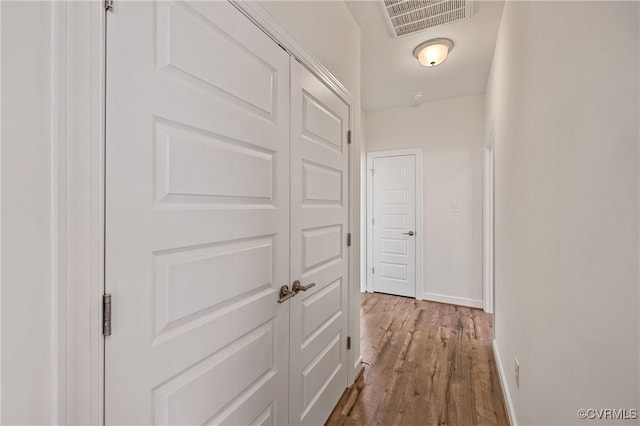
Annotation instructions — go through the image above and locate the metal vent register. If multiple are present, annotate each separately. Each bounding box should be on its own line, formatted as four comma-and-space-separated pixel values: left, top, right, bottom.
380, 0, 474, 38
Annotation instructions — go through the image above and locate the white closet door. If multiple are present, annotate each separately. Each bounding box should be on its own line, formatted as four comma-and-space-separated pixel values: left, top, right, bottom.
289, 60, 350, 425
105, 1, 290, 424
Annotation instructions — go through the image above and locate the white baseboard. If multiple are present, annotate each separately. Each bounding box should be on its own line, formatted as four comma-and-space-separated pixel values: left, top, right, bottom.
422, 292, 483, 309
492, 340, 518, 425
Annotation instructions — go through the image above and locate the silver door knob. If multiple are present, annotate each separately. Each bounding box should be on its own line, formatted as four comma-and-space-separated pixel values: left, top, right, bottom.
278, 285, 296, 303
403, 231, 415, 236
292, 280, 316, 293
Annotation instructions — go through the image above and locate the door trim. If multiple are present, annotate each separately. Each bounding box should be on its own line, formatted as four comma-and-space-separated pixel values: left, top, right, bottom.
57, 2, 106, 424
484, 128, 495, 314
366, 149, 423, 300
62, 1, 361, 423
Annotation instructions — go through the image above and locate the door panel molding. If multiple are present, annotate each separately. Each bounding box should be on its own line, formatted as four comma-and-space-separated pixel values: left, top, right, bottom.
366, 149, 423, 299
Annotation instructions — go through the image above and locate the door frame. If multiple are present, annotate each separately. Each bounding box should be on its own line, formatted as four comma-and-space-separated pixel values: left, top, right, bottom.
483, 129, 495, 314
366, 149, 423, 299
60, 1, 361, 424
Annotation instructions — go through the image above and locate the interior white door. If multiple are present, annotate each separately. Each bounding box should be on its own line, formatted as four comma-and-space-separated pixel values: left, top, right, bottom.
289, 60, 350, 425
372, 155, 417, 298
105, 1, 291, 424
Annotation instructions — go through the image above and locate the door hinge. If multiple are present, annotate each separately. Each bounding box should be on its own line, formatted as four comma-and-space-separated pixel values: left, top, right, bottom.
372, 218, 375, 226
103, 294, 112, 337
347, 336, 352, 350
371, 168, 375, 176
347, 130, 352, 145
347, 233, 352, 247
372, 267, 375, 274
105, 0, 113, 11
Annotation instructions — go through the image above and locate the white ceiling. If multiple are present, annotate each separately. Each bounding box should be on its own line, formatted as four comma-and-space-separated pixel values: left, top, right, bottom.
346, 0, 505, 111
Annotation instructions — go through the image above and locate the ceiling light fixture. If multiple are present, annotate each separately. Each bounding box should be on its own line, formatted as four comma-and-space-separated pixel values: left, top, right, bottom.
413, 38, 454, 67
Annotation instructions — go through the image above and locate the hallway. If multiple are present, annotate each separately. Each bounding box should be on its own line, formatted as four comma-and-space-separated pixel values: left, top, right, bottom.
327, 293, 508, 425
0, 1, 638, 423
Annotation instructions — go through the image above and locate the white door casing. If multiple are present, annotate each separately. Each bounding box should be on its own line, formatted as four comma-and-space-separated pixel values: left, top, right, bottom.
105, 1, 291, 423
371, 155, 417, 298
289, 60, 350, 425
484, 131, 495, 314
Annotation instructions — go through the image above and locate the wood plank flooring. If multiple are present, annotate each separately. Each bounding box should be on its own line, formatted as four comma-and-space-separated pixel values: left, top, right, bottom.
326, 293, 509, 426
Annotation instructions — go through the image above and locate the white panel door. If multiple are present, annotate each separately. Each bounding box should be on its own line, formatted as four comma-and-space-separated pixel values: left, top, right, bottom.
372, 155, 416, 298
289, 60, 350, 425
105, 1, 291, 424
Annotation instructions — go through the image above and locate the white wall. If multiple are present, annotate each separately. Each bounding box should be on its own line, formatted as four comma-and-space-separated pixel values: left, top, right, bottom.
1, 1, 55, 424
366, 95, 485, 307
486, 2, 639, 424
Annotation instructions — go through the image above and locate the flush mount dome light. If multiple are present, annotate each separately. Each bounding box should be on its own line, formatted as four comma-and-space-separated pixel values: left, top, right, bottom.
413, 38, 454, 67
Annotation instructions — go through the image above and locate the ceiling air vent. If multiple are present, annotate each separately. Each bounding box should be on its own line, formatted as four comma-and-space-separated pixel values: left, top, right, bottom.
380, 0, 474, 38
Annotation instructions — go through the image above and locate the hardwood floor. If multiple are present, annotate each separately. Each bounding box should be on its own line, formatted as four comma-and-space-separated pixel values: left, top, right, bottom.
326, 293, 509, 426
